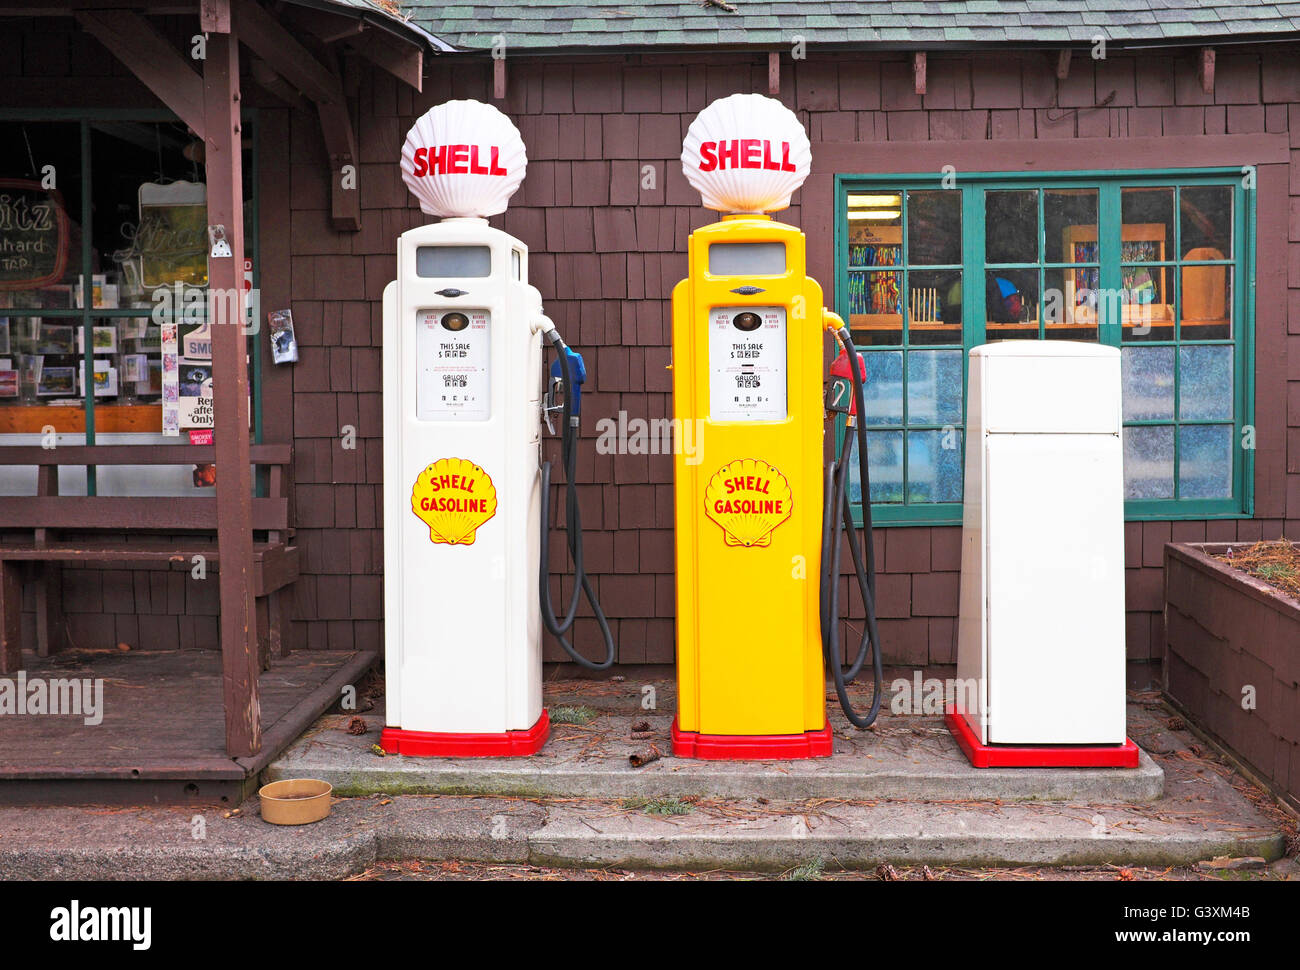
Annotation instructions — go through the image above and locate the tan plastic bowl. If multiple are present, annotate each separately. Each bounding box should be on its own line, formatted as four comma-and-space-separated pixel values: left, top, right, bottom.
258, 778, 333, 825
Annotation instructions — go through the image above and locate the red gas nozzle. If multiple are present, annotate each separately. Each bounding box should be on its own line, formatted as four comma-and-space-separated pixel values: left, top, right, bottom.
828, 346, 867, 417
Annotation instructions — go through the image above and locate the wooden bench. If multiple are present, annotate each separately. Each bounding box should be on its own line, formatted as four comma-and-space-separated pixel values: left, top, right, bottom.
0, 444, 298, 673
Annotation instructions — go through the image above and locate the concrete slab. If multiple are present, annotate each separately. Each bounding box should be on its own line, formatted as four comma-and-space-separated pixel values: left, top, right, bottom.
265, 683, 1165, 803
0, 685, 1280, 878
520, 797, 1285, 871
0, 789, 1281, 880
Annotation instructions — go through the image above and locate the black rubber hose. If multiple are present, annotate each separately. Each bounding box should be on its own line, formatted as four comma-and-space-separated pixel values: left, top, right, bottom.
538, 330, 616, 670
820, 326, 885, 729
835, 431, 874, 681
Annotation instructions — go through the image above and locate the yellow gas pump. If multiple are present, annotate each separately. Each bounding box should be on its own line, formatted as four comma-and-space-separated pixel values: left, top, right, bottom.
670, 94, 883, 759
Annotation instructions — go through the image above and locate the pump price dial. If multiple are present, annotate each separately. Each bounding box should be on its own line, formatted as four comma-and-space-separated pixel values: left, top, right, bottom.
708, 305, 787, 422
416, 308, 491, 421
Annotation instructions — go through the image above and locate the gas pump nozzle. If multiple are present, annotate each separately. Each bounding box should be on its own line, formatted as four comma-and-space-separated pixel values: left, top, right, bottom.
544, 343, 585, 436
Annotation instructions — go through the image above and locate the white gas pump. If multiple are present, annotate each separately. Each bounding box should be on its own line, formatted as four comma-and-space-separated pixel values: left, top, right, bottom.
381, 100, 613, 758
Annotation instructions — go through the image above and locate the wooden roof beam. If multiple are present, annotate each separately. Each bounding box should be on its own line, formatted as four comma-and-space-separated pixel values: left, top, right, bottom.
1056, 48, 1071, 80
199, 0, 230, 32
274, 0, 424, 91
278, 2, 366, 44
317, 100, 360, 231
1199, 47, 1215, 95
0, 2, 196, 12
493, 56, 506, 100
231, 0, 358, 230
913, 51, 926, 96
75, 10, 206, 138
232, 0, 344, 104
347, 27, 423, 92
249, 55, 312, 112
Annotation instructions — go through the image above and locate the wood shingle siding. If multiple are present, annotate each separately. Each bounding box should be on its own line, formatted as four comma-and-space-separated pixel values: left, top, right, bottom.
2, 16, 1297, 676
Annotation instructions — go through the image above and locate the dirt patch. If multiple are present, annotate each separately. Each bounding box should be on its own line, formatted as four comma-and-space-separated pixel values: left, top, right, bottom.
1211, 540, 1300, 599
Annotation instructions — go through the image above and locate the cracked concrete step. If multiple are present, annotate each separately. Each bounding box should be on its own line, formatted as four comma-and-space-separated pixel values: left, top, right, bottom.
0, 792, 1283, 880
268, 709, 1166, 803
519, 798, 1286, 871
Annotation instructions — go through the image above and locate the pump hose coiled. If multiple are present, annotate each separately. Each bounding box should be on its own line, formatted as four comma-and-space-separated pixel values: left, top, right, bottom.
821, 325, 885, 729
538, 330, 616, 670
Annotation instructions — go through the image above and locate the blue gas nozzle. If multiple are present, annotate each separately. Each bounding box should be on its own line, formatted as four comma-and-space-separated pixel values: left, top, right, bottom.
550, 345, 586, 417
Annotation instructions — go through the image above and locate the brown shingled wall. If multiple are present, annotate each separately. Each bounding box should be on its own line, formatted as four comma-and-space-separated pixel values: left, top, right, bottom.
262, 48, 1294, 671
4, 19, 1297, 677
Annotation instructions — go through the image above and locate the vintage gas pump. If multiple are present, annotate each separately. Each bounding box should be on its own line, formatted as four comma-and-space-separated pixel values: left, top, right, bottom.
381, 100, 613, 758
670, 95, 884, 759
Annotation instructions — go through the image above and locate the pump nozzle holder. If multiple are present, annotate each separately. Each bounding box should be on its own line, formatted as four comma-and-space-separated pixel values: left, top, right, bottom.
828, 344, 867, 418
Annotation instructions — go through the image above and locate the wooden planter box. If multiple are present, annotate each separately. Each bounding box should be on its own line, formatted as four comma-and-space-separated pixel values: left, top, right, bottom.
1163, 542, 1300, 811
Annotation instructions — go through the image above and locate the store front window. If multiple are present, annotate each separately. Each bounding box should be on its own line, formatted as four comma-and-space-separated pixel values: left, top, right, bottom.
0, 111, 259, 493
836, 170, 1253, 525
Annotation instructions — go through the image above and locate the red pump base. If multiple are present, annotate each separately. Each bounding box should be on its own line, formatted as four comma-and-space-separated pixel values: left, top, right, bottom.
671, 716, 833, 760
945, 709, 1139, 769
380, 709, 550, 758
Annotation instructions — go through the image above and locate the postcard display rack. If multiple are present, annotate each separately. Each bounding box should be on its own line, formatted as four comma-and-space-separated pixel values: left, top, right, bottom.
0, 178, 233, 437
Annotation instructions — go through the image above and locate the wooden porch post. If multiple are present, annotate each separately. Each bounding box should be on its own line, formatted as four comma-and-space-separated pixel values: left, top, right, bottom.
203, 2, 261, 758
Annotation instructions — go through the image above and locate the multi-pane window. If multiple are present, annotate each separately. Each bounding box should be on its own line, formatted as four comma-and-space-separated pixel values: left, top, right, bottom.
1117, 185, 1238, 504
836, 171, 1253, 524
0, 113, 259, 463
842, 189, 965, 523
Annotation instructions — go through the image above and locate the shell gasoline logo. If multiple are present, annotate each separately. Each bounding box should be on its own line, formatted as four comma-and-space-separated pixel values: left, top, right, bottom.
704, 458, 793, 548
411, 457, 498, 545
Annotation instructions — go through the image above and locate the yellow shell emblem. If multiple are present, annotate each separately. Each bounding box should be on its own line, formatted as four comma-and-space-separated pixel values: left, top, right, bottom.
703, 458, 793, 547
411, 457, 498, 545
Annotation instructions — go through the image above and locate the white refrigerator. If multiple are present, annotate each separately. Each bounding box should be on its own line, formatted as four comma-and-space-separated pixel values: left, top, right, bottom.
956, 341, 1127, 746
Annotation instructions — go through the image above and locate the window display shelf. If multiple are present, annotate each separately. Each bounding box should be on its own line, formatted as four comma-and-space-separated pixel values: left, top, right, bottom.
0, 404, 161, 434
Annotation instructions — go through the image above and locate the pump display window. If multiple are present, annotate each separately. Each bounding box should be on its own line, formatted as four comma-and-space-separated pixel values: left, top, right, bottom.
0, 117, 257, 463
838, 173, 1251, 524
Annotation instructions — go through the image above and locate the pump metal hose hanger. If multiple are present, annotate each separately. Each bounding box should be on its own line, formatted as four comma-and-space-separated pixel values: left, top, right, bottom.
380, 100, 612, 758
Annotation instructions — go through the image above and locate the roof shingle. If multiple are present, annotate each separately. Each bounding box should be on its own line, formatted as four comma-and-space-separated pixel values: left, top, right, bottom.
390, 0, 1300, 51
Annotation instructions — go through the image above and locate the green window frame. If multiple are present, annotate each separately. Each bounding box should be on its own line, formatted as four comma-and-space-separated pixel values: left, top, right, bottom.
834, 169, 1255, 527
0, 108, 263, 494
